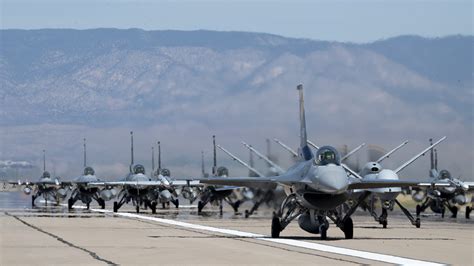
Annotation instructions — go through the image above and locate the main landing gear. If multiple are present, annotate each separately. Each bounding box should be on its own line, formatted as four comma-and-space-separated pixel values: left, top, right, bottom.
272, 192, 370, 240
197, 197, 240, 215
416, 198, 458, 219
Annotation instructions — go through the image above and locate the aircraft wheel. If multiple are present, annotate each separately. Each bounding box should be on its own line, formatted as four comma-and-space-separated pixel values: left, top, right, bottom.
451, 206, 458, 218
136, 205, 140, 213
174, 199, 179, 209
113, 201, 118, 213
415, 218, 421, 228
32, 195, 36, 207
99, 199, 105, 209
416, 205, 422, 216
162, 203, 166, 209
271, 216, 281, 238
320, 224, 328, 240
86, 202, 90, 210
466, 206, 472, 219
382, 220, 387, 229
343, 217, 354, 239
197, 201, 204, 213
245, 210, 250, 218
68, 198, 74, 210
441, 207, 445, 218
151, 202, 157, 214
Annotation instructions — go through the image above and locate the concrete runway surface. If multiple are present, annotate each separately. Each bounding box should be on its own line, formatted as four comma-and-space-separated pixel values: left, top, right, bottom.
0, 197, 473, 265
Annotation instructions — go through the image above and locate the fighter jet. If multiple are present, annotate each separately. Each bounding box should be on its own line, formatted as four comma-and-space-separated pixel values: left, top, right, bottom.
196, 135, 242, 215
195, 84, 453, 239
219, 142, 285, 218
90, 132, 169, 214
340, 139, 446, 228
151, 141, 180, 209
17, 150, 69, 207
413, 140, 474, 218
67, 138, 116, 210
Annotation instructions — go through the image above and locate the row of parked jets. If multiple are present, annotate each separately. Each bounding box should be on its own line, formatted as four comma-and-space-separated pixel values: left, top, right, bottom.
4, 84, 473, 240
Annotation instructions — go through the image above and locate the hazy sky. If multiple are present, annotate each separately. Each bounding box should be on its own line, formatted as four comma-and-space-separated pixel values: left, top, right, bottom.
1, 0, 472, 42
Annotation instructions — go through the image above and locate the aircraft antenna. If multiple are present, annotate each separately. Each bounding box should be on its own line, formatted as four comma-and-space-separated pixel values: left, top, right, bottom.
157, 141, 161, 173
212, 135, 217, 175
434, 149, 438, 170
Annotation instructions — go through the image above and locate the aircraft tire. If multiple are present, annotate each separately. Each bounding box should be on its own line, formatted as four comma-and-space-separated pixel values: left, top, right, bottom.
466, 206, 471, 219
113, 201, 118, 213
151, 202, 157, 214
415, 218, 421, 228
99, 199, 105, 209
451, 206, 458, 218
382, 220, 387, 229
271, 216, 281, 238
86, 202, 90, 210
174, 199, 179, 209
136, 205, 140, 213
343, 217, 353, 239
245, 210, 250, 218
320, 224, 327, 240
68, 198, 74, 210
197, 201, 204, 213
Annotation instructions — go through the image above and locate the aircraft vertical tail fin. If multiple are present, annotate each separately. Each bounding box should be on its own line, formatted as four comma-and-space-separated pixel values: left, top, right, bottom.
43, 149, 46, 172
297, 84, 313, 161
157, 141, 161, 174
429, 138, 434, 170
201, 151, 206, 177
130, 131, 134, 173
151, 146, 155, 174
212, 135, 217, 175
83, 138, 87, 168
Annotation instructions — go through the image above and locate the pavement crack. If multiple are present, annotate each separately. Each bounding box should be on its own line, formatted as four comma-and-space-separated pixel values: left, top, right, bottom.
5, 212, 117, 266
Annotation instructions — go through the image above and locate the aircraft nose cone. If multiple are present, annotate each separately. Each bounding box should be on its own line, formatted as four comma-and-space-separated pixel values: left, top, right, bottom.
314, 165, 348, 193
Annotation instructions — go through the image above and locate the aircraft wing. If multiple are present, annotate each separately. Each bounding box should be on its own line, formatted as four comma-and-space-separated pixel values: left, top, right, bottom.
464, 182, 474, 190
197, 176, 283, 188
348, 178, 451, 190
88, 181, 167, 187
170, 180, 203, 186
213, 186, 242, 191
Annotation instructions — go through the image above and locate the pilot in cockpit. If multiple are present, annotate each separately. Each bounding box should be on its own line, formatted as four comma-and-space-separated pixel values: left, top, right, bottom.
133, 164, 146, 175
315, 146, 341, 166
83, 166, 95, 176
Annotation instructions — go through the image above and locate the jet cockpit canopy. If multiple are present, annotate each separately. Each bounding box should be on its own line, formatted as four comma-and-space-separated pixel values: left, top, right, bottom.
315, 146, 340, 166
160, 168, 171, 177
42, 171, 51, 178
83, 166, 95, 176
439, 169, 452, 180
133, 164, 146, 175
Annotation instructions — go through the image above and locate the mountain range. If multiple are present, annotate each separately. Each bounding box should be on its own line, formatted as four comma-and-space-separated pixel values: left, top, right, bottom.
0, 29, 472, 180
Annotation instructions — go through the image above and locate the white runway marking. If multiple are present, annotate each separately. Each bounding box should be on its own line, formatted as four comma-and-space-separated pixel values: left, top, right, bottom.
89, 208, 443, 266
